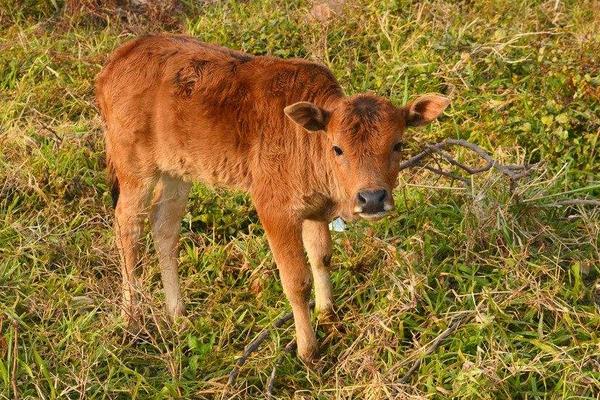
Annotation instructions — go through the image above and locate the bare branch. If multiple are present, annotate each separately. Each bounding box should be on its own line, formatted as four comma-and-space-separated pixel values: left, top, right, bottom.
423, 165, 470, 185
11, 321, 18, 400
399, 139, 536, 185
228, 301, 314, 386
550, 199, 600, 207
399, 312, 470, 384
265, 339, 296, 398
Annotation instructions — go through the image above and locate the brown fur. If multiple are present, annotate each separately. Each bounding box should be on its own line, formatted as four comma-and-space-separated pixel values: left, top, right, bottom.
95, 34, 449, 362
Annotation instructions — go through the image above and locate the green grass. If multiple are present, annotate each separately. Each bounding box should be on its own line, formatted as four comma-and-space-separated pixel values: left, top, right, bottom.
1, 0, 599, 398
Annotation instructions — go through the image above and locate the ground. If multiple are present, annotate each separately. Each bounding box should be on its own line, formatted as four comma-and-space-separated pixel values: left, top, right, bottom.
1, 0, 599, 398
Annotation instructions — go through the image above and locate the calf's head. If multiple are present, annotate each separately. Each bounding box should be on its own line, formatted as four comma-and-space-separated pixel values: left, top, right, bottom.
285, 93, 449, 220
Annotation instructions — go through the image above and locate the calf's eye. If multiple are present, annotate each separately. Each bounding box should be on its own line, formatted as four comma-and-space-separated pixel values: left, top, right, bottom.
392, 142, 404, 152
333, 145, 344, 156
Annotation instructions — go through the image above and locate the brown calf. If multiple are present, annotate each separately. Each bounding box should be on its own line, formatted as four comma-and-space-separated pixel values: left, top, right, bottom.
95, 34, 449, 362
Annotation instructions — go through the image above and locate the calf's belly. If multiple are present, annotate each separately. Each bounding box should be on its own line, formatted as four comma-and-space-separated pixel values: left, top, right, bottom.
154, 143, 252, 190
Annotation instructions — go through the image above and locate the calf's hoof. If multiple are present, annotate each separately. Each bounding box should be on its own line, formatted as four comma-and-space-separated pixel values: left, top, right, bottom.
316, 304, 336, 322
121, 307, 142, 332
297, 340, 319, 364
166, 302, 186, 321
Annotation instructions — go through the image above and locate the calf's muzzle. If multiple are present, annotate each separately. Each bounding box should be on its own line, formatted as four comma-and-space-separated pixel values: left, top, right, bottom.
355, 188, 391, 217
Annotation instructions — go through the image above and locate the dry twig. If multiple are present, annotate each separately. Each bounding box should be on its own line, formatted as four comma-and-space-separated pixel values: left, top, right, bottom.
552, 199, 600, 207
399, 138, 536, 187
228, 301, 314, 386
11, 321, 18, 400
265, 339, 297, 398
399, 312, 471, 384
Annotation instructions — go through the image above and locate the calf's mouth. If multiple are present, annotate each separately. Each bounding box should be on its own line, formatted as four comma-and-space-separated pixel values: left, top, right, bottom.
354, 202, 394, 221
358, 210, 391, 221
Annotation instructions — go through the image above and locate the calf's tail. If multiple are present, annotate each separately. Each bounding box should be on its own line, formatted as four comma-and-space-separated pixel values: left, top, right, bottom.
106, 151, 119, 208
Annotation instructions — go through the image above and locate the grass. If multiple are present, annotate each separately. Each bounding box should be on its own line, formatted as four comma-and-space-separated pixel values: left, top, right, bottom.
1, 0, 599, 398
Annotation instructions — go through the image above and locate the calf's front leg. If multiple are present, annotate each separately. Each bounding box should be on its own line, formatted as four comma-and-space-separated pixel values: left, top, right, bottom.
259, 213, 318, 362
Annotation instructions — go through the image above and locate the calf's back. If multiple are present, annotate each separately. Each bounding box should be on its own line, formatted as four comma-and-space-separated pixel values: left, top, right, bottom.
96, 35, 343, 210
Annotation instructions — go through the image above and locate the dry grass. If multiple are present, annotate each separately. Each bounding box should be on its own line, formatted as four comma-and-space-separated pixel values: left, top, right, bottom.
1, 0, 599, 398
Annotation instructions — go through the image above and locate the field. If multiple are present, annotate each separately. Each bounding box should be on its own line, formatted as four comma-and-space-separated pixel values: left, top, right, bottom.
1, 0, 599, 398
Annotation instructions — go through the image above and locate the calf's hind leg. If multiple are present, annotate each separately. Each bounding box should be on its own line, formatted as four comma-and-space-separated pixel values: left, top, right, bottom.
114, 177, 156, 326
302, 220, 334, 318
150, 175, 191, 319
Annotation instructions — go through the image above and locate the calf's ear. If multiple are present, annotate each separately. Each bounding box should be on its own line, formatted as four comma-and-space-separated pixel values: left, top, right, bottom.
404, 94, 450, 127
284, 101, 330, 132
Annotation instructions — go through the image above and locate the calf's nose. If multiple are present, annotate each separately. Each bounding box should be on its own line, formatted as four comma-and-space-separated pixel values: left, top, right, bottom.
356, 189, 388, 214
